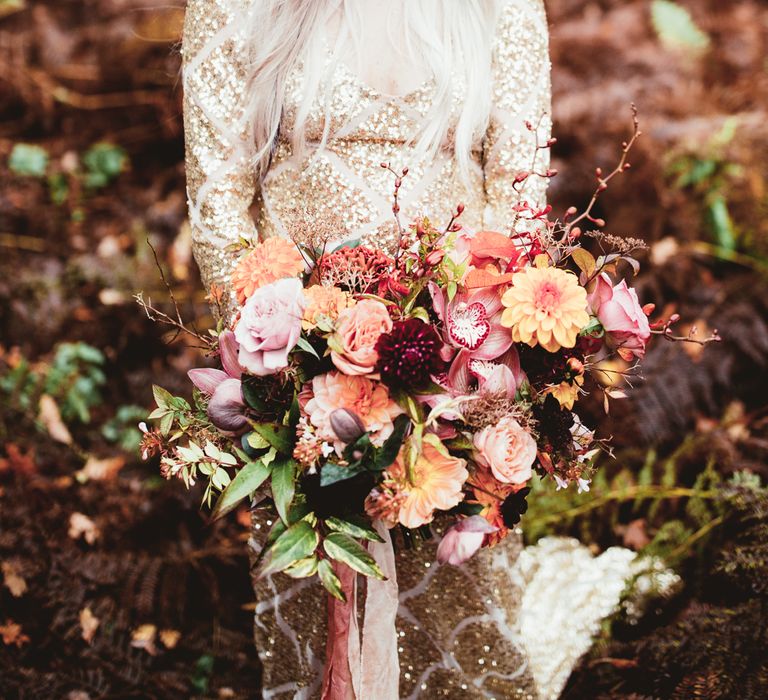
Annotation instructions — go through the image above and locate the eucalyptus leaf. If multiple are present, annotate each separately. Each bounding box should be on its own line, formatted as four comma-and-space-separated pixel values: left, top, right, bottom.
211, 459, 271, 520
323, 532, 385, 580
259, 521, 319, 577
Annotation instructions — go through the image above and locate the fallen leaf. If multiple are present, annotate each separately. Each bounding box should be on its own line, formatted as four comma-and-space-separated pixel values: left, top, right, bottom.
38, 394, 73, 445
79, 606, 100, 644
76, 455, 126, 482
235, 506, 252, 530
0, 620, 30, 647
68, 513, 100, 545
131, 624, 158, 655
1, 561, 27, 597
618, 519, 651, 550
0, 443, 37, 475
159, 628, 181, 649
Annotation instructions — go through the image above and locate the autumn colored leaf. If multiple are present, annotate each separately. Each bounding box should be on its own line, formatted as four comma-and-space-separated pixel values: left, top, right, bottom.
1, 561, 27, 597
68, 513, 100, 545
38, 394, 73, 445
463, 268, 516, 289
469, 230, 520, 261
0, 620, 30, 648
0, 443, 37, 476
79, 606, 100, 644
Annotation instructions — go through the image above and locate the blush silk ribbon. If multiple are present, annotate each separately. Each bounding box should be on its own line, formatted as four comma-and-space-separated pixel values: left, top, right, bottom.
321, 521, 400, 700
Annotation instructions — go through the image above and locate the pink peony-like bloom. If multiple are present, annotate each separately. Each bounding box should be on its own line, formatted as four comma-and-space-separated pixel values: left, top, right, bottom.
304, 371, 402, 447
388, 439, 468, 528
234, 278, 305, 376
330, 299, 392, 375
437, 516, 498, 566
588, 273, 651, 361
474, 415, 537, 485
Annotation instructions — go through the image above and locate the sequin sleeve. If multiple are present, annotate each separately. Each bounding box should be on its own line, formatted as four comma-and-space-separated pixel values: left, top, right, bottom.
182, 0, 257, 302
483, 0, 552, 232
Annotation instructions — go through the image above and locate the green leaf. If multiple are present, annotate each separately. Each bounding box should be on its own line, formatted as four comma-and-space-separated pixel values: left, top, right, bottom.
82, 143, 128, 189
284, 555, 319, 579
251, 423, 294, 455
245, 431, 270, 451
323, 532, 385, 580
326, 516, 384, 543
9, 143, 48, 177
320, 462, 366, 487
212, 467, 231, 490
295, 336, 320, 359
651, 0, 710, 54
159, 412, 174, 437
259, 521, 319, 577
241, 377, 272, 412
211, 459, 271, 520
152, 385, 174, 410
317, 559, 346, 601
271, 458, 297, 524
374, 414, 410, 470
707, 195, 737, 252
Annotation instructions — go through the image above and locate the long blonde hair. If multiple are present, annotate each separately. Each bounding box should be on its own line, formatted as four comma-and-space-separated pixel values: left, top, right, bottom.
236, 0, 500, 180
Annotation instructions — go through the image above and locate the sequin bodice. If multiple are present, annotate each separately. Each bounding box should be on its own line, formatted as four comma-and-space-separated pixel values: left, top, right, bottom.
183, 0, 552, 313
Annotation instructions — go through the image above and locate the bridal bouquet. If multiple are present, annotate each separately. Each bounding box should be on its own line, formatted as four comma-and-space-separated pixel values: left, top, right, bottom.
140, 113, 717, 598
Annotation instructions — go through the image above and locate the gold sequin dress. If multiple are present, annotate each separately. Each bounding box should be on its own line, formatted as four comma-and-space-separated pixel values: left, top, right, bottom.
181, 2, 642, 698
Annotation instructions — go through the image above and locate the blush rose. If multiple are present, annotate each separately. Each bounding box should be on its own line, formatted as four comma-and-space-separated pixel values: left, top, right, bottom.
234, 277, 305, 376
588, 273, 651, 361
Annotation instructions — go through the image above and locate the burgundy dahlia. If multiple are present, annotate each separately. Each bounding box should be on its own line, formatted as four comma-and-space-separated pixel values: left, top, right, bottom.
375, 318, 443, 389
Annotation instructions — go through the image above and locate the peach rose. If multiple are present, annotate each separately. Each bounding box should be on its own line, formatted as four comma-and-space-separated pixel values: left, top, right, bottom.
330, 299, 392, 375
303, 371, 402, 448
473, 416, 536, 485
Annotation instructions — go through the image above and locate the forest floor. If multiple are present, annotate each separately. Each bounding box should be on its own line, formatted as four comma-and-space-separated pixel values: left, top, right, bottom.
1, 1, 768, 698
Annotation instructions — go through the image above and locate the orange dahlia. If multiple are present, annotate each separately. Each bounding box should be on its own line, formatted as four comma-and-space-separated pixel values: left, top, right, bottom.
500, 266, 589, 353
231, 238, 304, 305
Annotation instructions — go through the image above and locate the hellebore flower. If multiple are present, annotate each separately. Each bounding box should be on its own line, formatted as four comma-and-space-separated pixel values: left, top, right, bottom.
436, 516, 498, 566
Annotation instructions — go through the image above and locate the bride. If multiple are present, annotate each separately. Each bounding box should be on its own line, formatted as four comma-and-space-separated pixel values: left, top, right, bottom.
182, 1, 644, 697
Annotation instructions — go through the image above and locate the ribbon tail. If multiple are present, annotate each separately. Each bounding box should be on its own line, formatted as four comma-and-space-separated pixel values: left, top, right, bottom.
360, 521, 400, 700
321, 562, 358, 700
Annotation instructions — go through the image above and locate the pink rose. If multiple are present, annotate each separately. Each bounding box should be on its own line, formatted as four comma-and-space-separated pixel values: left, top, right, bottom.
330, 299, 392, 375
473, 416, 536, 485
234, 277, 305, 376
436, 516, 498, 566
589, 273, 651, 361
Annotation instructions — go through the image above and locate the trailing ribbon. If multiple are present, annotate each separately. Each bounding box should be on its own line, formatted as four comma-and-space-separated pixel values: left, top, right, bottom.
321, 521, 400, 700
